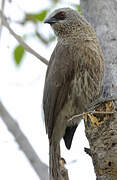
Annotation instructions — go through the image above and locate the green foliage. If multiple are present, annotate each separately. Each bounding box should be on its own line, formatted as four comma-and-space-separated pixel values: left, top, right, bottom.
24, 9, 48, 24
14, 45, 25, 65
51, 0, 60, 3
75, 5, 81, 14
37, 10, 48, 21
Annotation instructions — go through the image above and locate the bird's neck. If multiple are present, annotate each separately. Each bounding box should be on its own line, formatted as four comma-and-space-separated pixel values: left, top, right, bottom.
57, 25, 96, 42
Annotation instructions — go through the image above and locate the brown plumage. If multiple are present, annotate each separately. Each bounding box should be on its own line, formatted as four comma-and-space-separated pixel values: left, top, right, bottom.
43, 7, 104, 179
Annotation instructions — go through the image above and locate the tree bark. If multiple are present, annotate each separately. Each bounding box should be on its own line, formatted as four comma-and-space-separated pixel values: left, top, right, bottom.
80, 0, 117, 179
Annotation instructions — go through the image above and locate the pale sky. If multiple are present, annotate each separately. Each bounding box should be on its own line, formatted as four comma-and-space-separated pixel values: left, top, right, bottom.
0, 0, 95, 179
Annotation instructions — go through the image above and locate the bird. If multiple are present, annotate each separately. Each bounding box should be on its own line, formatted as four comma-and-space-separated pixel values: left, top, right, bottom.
43, 7, 104, 179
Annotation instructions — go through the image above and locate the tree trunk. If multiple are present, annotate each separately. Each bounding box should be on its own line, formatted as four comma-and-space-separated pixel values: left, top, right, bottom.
80, 0, 117, 179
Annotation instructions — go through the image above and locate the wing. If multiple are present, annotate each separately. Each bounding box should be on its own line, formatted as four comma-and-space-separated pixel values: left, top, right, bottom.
43, 43, 74, 139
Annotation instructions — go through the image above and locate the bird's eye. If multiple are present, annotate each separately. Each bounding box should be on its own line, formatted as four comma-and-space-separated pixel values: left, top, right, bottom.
54, 12, 66, 20
60, 12, 65, 18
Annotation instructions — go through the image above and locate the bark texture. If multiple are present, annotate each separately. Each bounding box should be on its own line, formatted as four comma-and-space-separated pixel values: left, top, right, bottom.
80, 0, 117, 179
84, 101, 117, 180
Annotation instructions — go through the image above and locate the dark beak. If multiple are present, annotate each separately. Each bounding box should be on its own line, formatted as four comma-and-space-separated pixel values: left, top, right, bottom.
44, 17, 57, 25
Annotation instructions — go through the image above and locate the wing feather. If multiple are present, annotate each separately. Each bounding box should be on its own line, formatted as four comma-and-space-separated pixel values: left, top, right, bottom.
43, 43, 74, 139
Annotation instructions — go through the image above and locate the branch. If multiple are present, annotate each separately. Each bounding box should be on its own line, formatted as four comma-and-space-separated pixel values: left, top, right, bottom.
68, 110, 116, 126
0, 0, 5, 40
0, 11, 49, 65
0, 101, 48, 180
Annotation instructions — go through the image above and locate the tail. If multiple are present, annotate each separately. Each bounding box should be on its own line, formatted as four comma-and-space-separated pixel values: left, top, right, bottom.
49, 140, 61, 180
63, 125, 77, 149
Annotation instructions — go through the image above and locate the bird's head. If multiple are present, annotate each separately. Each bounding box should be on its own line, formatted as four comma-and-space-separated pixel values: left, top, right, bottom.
44, 8, 89, 38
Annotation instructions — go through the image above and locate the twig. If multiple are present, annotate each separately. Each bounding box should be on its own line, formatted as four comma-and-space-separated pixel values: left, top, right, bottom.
0, 0, 5, 40
0, 11, 49, 65
68, 110, 116, 122
0, 101, 48, 180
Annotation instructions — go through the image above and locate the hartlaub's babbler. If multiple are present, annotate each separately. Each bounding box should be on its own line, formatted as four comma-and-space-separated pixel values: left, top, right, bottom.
43, 7, 104, 179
